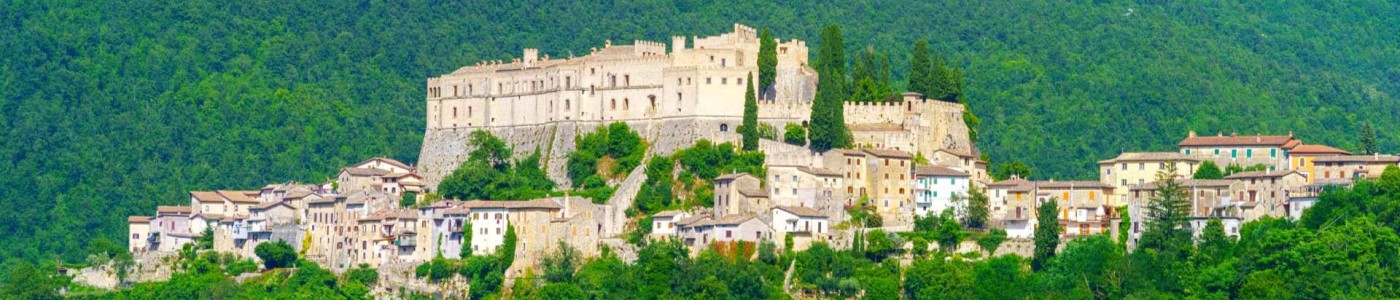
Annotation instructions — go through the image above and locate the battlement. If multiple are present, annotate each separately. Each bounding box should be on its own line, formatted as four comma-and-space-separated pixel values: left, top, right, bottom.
633, 40, 666, 56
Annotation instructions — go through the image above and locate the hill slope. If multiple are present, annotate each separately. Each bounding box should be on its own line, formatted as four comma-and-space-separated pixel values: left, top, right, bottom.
3, 0, 1399, 267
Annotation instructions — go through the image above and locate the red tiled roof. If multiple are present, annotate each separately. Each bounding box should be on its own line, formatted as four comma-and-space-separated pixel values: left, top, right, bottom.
1179, 133, 1298, 147
157, 206, 192, 214
218, 190, 260, 203
190, 191, 223, 203
1289, 144, 1351, 155
1311, 155, 1399, 163
128, 216, 151, 223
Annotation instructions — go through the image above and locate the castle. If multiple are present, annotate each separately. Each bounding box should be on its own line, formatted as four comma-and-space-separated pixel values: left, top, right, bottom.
418, 23, 974, 189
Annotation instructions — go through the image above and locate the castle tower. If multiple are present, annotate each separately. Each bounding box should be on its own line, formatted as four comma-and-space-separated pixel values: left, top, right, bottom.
672, 36, 686, 53
523, 48, 539, 67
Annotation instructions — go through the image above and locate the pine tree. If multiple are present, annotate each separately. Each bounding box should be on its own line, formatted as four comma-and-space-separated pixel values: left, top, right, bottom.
1139, 164, 1193, 258
809, 24, 849, 152
741, 73, 759, 150
758, 28, 777, 93
1360, 122, 1378, 155
1032, 197, 1061, 271
909, 40, 932, 98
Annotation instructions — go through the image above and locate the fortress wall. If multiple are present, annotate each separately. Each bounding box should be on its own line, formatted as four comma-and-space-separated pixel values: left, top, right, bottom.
419, 117, 746, 189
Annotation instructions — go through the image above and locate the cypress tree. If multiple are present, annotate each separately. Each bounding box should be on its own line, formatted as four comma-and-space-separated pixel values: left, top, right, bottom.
930, 55, 950, 100
1360, 122, 1378, 155
742, 73, 759, 150
1032, 197, 1060, 271
758, 28, 777, 93
909, 40, 931, 97
809, 24, 850, 152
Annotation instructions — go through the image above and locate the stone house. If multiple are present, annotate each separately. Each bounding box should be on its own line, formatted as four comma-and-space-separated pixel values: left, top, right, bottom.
1178, 131, 1300, 172
1312, 154, 1399, 181
1125, 179, 1244, 249
822, 149, 871, 206
912, 165, 970, 218
862, 148, 914, 225
771, 206, 828, 251
987, 177, 1036, 238
151, 206, 192, 252
931, 148, 990, 187
651, 210, 692, 237
127, 216, 152, 253
1285, 144, 1351, 183
1097, 152, 1203, 205
1035, 181, 1116, 238
713, 173, 765, 217
1224, 170, 1307, 222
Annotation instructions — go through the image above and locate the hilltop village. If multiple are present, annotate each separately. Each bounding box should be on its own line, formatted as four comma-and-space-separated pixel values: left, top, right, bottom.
118, 24, 1398, 296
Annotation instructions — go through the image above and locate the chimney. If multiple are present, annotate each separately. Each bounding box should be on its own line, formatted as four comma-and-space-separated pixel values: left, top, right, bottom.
672, 36, 686, 52
1188, 130, 1197, 138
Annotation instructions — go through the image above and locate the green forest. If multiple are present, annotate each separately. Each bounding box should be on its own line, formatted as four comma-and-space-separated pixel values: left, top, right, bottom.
4, 0, 1400, 278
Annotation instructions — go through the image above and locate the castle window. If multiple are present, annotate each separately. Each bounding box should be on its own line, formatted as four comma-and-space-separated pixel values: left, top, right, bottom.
590, 68, 595, 75
565, 99, 571, 110
565, 77, 571, 88
706, 77, 712, 84
468, 107, 472, 117
611, 99, 616, 110
721, 58, 727, 67
453, 86, 458, 97
624, 98, 629, 110
624, 75, 630, 86
722, 78, 727, 85
720, 123, 729, 132
610, 75, 617, 87
738, 77, 743, 85
677, 93, 683, 112
453, 107, 458, 118
648, 95, 656, 111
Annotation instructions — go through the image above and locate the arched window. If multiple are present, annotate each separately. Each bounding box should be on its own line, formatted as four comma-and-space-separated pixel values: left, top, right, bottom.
649, 95, 657, 111
624, 98, 629, 110
720, 123, 729, 132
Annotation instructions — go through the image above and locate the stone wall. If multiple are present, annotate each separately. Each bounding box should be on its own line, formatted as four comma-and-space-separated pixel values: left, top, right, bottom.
419, 117, 744, 189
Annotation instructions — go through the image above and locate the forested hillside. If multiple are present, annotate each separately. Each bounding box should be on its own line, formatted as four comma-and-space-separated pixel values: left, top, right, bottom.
4, 0, 1399, 271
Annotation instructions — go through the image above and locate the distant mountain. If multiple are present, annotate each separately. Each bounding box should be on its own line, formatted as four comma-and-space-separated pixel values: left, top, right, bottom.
3, 0, 1397, 268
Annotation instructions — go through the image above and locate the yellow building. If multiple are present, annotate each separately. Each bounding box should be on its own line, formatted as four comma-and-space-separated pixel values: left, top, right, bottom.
1312, 155, 1400, 181
1097, 152, 1204, 205
1286, 144, 1350, 183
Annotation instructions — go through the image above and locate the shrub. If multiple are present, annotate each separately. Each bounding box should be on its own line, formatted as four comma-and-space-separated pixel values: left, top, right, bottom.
254, 240, 297, 269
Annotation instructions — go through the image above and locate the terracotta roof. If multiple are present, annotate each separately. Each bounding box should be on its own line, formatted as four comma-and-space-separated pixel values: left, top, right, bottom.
936, 148, 978, 158
1224, 170, 1303, 179
157, 206, 192, 214
128, 216, 151, 223
343, 167, 390, 177
1179, 133, 1298, 147
191, 213, 224, 220
738, 188, 769, 198
863, 148, 913, 159
346, 191, 386, 205
1289, 144, 1351, 155
190, 191, 223, 203
653, 210, 687, 218
306, 195, 338, 204
254, 200, 294, 210
218, 190, 260, 203
775, 206, 826, 218
1036, 181, 1114, 189
987, 178, 1035, 192
1129, 179, 1239, 191
356, 157, 414, 171
915, 165, 969, 177
1098, 152, 1205, 164
715, 173, 756, 181
1311, 155, 1400, 163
